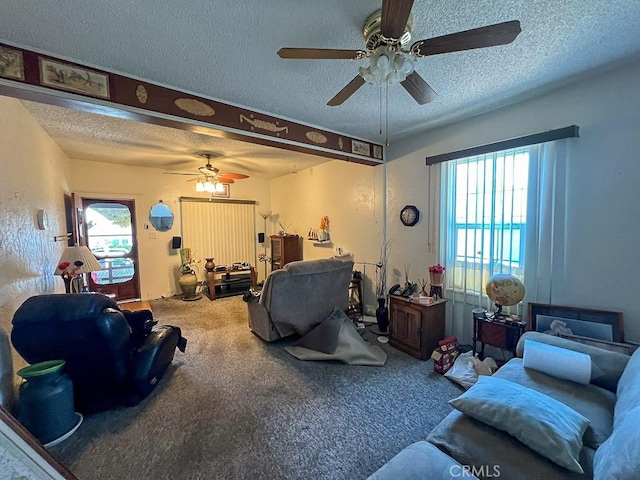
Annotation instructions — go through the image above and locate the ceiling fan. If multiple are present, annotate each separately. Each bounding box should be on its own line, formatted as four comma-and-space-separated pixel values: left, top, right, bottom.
277, 0, 521, 106
164, 152, 249, 192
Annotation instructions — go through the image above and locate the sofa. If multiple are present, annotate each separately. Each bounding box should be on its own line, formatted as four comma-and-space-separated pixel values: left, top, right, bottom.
370, 331, 640, 480
247, 257, 354, 342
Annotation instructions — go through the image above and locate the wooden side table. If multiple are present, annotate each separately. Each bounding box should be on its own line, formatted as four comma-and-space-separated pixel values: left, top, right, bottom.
389, 295, 446, 360
473, 315, 526, 359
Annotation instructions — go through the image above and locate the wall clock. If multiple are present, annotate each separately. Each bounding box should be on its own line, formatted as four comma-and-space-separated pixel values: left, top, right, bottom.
400, 205, 419, 227
36, 209, 49, 230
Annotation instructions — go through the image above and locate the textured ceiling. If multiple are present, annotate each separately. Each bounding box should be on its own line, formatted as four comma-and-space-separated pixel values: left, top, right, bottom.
2, 0, 640, 172
19, 100, 328, 179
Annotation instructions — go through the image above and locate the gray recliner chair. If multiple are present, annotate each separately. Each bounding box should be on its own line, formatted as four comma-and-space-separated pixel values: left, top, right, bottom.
247, 258, 354, 342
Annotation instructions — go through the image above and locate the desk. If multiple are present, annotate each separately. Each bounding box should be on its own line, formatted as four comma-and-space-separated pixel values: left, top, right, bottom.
206, 268, 257, 301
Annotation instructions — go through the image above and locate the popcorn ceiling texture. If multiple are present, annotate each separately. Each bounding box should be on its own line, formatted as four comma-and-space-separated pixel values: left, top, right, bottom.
0, 97, 71, 368
1, 0, 639, 146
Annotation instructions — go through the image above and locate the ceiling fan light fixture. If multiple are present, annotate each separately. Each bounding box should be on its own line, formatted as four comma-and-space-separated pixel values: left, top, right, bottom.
360, 45, 414, 86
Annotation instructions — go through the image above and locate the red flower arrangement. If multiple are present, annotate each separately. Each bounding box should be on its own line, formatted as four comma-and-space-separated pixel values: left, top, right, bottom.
428, 264, 445, 274
57, 260, 84, 280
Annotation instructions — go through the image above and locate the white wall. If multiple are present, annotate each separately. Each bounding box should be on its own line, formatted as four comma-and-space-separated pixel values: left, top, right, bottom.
386, 59, 640, 342
271, 160, 383, 313
68, 158, 273, 299
0, 96, 72, 367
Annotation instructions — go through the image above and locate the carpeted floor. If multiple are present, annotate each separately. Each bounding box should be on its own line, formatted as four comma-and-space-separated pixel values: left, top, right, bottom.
50, 296, 463, 480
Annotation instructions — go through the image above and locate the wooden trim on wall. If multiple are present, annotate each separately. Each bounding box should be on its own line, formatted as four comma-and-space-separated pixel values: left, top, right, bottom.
425, 125, 580, 165
0, 406, 78, 480
0, 42, 383, 166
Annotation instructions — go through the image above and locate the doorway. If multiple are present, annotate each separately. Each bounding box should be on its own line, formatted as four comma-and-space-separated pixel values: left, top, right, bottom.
82, 198, 141, 301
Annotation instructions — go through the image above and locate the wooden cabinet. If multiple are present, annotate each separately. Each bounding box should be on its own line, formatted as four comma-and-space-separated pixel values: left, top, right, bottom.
270, 235, 302, 271
389, 295, 446, 360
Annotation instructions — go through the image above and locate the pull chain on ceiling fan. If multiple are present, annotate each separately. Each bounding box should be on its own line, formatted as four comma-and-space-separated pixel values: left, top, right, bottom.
277, 0, 521, 107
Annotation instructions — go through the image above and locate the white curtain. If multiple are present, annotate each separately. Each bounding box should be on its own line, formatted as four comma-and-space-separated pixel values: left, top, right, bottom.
180, 199, 256, 280
441, 140, 568, 342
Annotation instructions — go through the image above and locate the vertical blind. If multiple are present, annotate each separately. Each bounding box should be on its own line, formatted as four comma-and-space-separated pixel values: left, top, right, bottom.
442, 147, 531, 340
180, 199, 256, 274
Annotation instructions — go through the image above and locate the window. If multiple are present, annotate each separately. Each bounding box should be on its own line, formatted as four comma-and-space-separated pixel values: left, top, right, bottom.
444, 147, 530, 294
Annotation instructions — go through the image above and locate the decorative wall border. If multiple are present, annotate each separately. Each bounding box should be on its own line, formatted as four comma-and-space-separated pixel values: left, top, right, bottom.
0, 42, 384, 165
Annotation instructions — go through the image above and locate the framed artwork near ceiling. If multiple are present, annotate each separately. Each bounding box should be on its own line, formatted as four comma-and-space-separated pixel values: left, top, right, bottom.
528, 302, 624, 343
39, 58, 110, 99
0, 45, 24, 80
212, 184, 230, 198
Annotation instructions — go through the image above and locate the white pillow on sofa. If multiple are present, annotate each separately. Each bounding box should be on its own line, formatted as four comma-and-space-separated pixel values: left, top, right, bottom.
523, 339, 593, 384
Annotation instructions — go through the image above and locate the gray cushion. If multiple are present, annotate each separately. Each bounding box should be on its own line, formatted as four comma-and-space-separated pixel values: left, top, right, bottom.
516, 332, 629, 392
367, 441, 479, 480
522, 339, 593, 384
594, 405, 640, 480
496, 358, 615, 449
614, 346, 640, 427
427, 410, 594, 480
449, 376, 589, 473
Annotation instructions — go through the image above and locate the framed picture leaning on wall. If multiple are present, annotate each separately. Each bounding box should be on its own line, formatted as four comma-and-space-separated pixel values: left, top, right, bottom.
528, 302, 624, 343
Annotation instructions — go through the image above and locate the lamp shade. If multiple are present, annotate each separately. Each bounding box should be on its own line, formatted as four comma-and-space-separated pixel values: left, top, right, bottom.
54, 246, 103, 275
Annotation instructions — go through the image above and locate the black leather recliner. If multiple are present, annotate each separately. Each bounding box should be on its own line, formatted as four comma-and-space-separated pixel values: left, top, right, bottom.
11, 294, 186, 413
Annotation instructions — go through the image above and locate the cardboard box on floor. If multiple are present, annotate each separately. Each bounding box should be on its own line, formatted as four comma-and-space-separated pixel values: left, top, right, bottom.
431, 336, 460, 374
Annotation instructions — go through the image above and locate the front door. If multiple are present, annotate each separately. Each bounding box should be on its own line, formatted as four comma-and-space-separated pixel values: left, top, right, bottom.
83, 198, 141, 301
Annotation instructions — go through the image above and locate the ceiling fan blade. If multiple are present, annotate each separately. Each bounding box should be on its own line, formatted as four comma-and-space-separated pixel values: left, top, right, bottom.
219, 173, 249, 180
278, 48, 367, 60
381, 0, 415, 39
411, 20, 521, 57
327, 75, 366, 107
220, 178, 235, 184
164, 172, 198, 176
400, 72, 437, 105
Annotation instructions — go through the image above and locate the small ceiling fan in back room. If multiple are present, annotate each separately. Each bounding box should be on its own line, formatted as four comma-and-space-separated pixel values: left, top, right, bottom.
277, 0, 521, 108
164, 152, 249, 193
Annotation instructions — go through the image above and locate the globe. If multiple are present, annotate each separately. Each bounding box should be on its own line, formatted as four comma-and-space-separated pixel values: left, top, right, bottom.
485, 273, 525, 314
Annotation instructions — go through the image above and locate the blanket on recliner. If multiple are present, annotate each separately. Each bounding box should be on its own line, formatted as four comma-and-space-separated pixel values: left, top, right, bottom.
284, 308, 387, 366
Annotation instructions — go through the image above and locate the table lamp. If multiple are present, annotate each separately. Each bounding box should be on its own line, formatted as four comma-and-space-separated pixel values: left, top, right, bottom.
54, 245, 103, 293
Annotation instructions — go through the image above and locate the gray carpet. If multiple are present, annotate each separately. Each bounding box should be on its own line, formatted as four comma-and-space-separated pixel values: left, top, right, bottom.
50, 296, 463, 480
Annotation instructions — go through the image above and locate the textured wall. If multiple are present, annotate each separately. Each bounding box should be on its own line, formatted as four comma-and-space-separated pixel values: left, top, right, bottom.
271, 160, 383, 313
387, 60, 640, 342
0, 96, 72, 375
68, 159, 273, 297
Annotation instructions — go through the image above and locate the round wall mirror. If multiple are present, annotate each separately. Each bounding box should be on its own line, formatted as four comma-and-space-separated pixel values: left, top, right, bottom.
149, 202, 174, 232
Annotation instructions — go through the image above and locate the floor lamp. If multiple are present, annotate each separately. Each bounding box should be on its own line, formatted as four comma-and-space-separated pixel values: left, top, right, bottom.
259, 211, 271, 282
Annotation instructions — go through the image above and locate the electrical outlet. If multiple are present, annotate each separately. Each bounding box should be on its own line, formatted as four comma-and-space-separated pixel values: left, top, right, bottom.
149, 231, 158, 239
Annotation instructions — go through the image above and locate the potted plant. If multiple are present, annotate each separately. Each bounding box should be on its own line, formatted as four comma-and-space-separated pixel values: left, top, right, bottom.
178, 248, 201, 300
